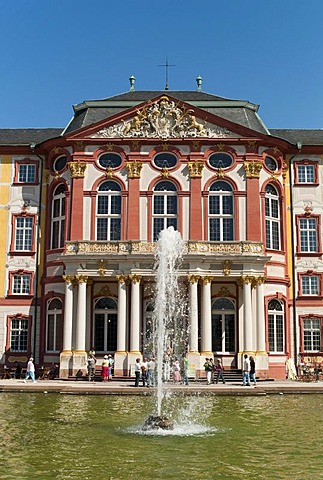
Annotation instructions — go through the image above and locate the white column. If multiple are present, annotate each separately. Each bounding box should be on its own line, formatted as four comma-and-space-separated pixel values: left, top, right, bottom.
188, 275, 199, 352
256, 277, 266, 352
75, 275, 88, 352
201, 276, 213, 354
62, 275, 74, 352
117, 275, 127, 352
243, 276, 253, 352
85, 278, 93, 352
129, 274, 141, 352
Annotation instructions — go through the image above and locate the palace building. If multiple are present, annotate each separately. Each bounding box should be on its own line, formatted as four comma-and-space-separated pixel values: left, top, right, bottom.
1, 77, 323, 379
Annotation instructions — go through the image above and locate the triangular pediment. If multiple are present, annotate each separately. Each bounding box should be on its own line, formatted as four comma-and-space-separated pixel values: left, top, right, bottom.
90, 95, 239, 140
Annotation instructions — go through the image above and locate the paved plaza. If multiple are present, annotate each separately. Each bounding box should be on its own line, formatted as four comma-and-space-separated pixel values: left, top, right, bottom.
1, 378, 323, 395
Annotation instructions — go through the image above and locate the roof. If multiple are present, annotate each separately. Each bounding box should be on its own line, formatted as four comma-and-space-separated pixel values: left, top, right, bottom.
269, 129, 323, 146
0, 128, 63, 146
64, 90, 266, 135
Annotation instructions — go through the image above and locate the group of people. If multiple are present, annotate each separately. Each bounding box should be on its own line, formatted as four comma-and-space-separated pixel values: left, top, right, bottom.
135, 357, 157, 387
242, 354, 257, 386
87, 350, 114, 382
204, 357, 226, 384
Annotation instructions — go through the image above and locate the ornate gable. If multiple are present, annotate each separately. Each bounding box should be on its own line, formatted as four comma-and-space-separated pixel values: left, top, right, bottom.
90, 95, 238, 140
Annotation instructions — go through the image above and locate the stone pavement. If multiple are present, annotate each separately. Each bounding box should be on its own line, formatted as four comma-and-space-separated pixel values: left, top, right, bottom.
0, 378, 323, 395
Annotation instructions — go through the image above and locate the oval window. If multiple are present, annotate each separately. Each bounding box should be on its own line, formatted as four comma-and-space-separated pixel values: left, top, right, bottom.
98, 153, 122, 169
154, 153, 177, 168
209, 152, 233, 169
265, 156, 278, 172
54, 156, 67, 172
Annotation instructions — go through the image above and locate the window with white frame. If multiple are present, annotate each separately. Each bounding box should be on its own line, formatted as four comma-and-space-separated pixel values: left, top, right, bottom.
51, 184, 66, 249
299, 218, 318, 252
18, 164, 36, 183
297, 164, 315, 184
303, 318, 321, 351
268, 299, 284, 353
265, 184, 280, 250
15, 216, 33, 251
13, 274, 31, 294
96, 181, 121, 241
10, 317, 28, 352
46, 298, 63, 352
209, 181, 234, 241
153, 181, 177, 241
301, 275, 319, 295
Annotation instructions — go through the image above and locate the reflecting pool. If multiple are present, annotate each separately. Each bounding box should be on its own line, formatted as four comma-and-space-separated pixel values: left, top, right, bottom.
0, 393, 322, 479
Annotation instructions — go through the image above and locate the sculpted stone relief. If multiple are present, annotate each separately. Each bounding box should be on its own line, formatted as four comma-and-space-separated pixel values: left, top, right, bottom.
91, 96, 234, 140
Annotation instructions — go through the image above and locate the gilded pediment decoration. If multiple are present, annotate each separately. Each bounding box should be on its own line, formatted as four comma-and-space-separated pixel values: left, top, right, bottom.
69, 161, 87, 178
91, 96, 233, 140
222, 260, 232, 276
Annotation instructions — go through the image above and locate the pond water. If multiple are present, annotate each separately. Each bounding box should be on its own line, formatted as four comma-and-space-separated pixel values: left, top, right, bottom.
0, 392, 322, 480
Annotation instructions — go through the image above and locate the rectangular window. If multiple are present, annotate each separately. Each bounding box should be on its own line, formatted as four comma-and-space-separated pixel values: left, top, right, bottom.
10, 318, 28, 352
13, 274, 31, 294
299, 218, 318, 252
18, 164, 36, 183
301, 276, 319, 295
303, 318, 321, 351
268, 314, 284, 352
298, 164, 315, 183
15, 217, 33, 251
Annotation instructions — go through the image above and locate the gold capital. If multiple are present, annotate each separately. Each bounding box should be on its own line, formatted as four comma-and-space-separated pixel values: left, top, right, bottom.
187, 274, 200, 284
69, 161, 87, 178
75, 274, 89, 284
200, 275, 213, 285
188, 161, 204, 178
62, 274, 75, 284
116, 274, 128, 285
244, 161, 262, 178
129, 274, 142, 284
127, 161, 143, 178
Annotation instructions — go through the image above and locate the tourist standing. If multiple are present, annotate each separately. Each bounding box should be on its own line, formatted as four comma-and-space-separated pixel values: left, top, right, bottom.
181, 353, 189, 385
250, 356, 256, 385
101, 355, 109, 382
163, 353, 171, 382
172, 358, 181, 382
107, 354, 114, 381
204, 358, 213, 385
141, 357, 148, 387
134, 358, 141, 387
147, 357, 156, 387
24, 357, 36, 383
242, 354, 251, 386
214, 358, 226, 384
87, 353, 96, 381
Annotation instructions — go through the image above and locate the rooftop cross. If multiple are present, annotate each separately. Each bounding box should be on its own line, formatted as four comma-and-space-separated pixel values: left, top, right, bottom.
158, 58, 176, 91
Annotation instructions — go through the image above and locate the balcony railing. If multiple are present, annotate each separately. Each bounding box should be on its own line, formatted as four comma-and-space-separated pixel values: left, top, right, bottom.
64, 240, 264, 256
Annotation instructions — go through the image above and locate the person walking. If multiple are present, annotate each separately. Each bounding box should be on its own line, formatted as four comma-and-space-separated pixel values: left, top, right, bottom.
242, 354, 251, 386
172, 358, 181, 383
24, 357, 36, 383
181, 352, 189, 385
214, 358, 226, 384
141, 357, 148, 387
87, 353, 96, 382
250, 355, 256, 385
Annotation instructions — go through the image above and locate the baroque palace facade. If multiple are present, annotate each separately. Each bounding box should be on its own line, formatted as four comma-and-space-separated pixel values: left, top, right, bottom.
1, 80, 323, 379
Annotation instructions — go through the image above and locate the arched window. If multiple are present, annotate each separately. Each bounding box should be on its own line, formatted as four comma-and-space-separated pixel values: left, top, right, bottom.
212, 298, 235, 352
51, 184, 66, 249
94, 297, 118, 352
47, 298, 63, 352
153, 181, 177, 241
268, 299, 284, 353
96, 181, 121, 241
265, 184, 280, 250
209, 181, 234, 241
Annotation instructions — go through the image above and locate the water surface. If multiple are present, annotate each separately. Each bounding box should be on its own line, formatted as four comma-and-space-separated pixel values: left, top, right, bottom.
0, 393, 322, 479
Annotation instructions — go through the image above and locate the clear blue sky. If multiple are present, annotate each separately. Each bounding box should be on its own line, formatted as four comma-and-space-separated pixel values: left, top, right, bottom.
1, 1, 323, 129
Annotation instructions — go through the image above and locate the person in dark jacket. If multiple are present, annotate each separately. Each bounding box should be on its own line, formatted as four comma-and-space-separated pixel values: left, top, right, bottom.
249, 356, 256, 385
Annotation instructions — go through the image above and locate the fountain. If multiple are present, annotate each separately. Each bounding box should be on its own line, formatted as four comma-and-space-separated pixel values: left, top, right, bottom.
143, 226, 187, 430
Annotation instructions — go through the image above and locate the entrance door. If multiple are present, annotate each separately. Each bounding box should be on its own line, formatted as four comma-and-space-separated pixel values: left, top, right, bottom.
94, 297, 117, 353
212, 298, 236, 353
